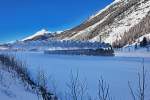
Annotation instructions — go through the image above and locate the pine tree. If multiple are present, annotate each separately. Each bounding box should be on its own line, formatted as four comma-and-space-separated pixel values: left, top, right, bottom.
140, 37, 147, 47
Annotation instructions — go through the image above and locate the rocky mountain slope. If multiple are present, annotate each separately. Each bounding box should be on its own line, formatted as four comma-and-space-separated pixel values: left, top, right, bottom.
15, 0, 150, 48
51, 0, 150, 47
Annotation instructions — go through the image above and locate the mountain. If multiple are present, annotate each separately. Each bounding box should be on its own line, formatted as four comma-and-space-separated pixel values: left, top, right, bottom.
22, 29, 52, 41
21, 29, 64, 42
51, 0, 150, 47
14, 0, 150, 48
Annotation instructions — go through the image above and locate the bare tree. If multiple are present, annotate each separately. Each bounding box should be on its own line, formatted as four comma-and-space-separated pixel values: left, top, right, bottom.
0, 55, 56, 100
66, 71, 88, 100
36, 68, 47, 89
0, 69, 4, 84
128, 59, 148, 100
97, 77, 112, 100
36, 68, 49, 100
48, 75, 60, 100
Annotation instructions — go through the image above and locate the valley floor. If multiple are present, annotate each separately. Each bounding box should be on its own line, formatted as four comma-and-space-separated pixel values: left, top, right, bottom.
0, 50, 150, 100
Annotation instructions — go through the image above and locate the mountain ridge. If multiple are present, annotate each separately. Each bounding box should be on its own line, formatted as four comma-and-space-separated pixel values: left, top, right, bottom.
51, 0, 150, 47
17, 0, 150, 48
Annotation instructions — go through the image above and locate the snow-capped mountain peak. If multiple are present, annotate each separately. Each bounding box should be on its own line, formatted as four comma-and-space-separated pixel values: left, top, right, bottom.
22, 29, 50, 41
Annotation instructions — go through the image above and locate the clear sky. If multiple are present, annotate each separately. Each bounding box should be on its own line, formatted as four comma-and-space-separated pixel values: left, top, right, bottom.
0, 0, 114, 43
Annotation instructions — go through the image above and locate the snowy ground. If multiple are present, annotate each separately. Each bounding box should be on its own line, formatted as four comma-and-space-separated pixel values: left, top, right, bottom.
0, 65, 38, 100
115, 47, 150, 58
2, 51, 149, 100
115, 51, 150, 58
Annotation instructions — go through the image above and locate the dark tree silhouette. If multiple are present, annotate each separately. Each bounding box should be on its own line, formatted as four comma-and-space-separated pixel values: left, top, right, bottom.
140, 37, 147, 47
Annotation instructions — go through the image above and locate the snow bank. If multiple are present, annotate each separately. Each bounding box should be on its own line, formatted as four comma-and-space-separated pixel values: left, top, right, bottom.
0, 68, 38, 100
0, 46, 9, 51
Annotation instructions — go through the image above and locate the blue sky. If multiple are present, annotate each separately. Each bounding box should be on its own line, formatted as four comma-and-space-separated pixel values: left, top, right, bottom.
0, 0, 114, 43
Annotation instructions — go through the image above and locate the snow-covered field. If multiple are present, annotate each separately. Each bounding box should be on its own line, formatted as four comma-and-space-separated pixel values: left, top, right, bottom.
4, 51, 149, 100
0, 64, 38, 100
115, 47, 150, 58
